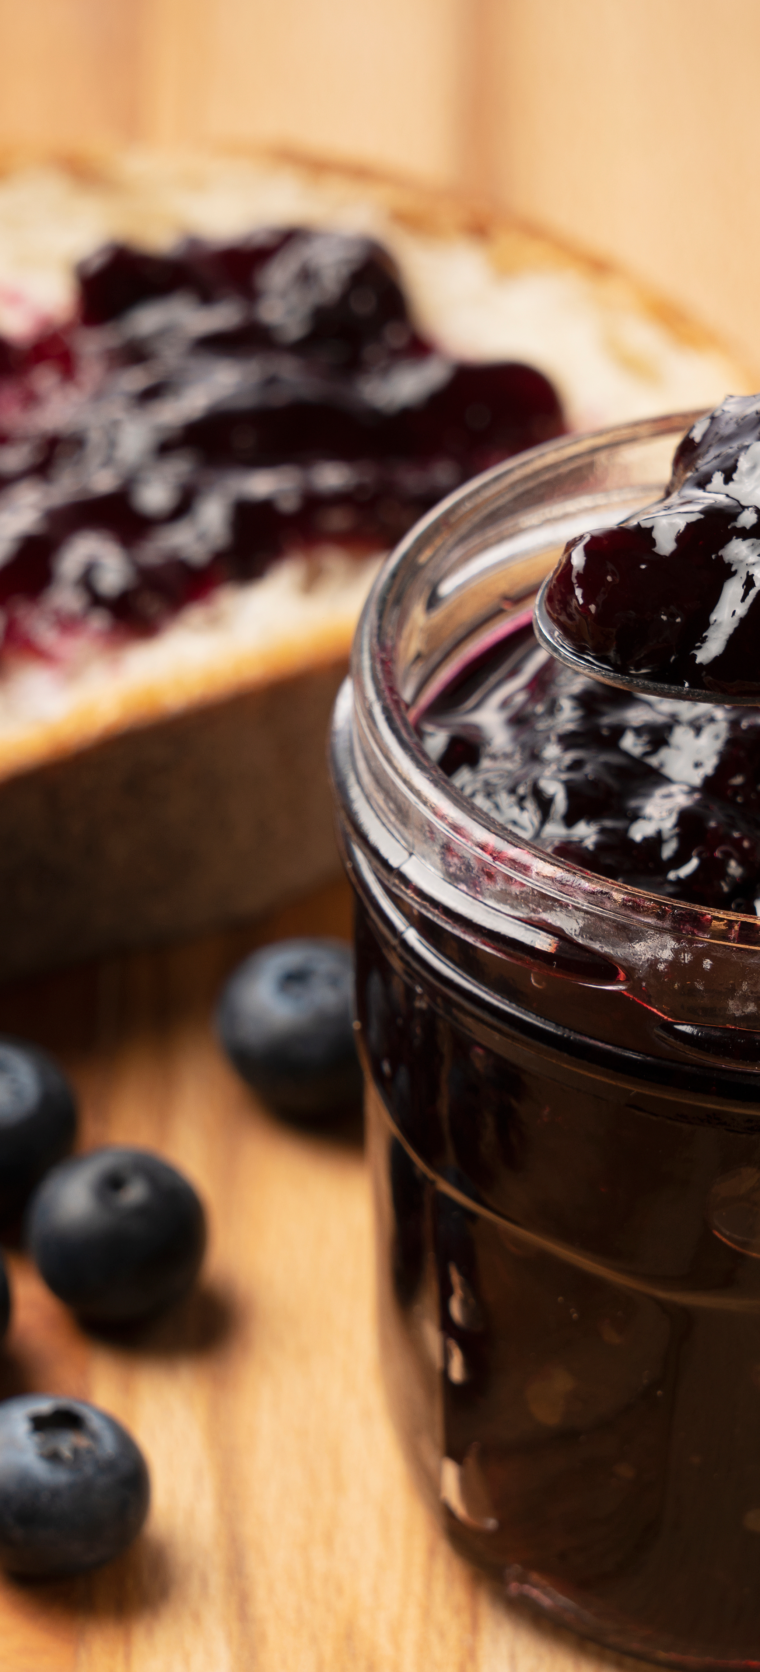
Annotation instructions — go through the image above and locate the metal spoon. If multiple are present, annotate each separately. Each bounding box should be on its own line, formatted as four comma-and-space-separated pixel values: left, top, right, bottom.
533, 574, 760, 707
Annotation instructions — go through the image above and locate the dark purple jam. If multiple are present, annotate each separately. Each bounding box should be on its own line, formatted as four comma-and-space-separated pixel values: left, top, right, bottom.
356, 885, 760, 1665
341, 405, 760, 1668
420, 621, 760, 914
543, 395, 760, 699
358, 616, 760, 1658
0, 231, 564, 663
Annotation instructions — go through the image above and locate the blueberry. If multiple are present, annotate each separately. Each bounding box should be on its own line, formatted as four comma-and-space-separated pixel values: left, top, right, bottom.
0, 1041, 76, 1221
216, 938, 362, 1119
0, 1395, 149, 1575
26, 1147, 206, 1324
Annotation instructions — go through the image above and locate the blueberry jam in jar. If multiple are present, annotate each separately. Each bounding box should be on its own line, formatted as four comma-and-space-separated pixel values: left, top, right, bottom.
331, 415, 760, 1667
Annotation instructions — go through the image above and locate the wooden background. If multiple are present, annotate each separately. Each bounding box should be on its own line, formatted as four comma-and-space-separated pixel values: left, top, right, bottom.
0, 0, 758, 372
0, 880, 651, 1672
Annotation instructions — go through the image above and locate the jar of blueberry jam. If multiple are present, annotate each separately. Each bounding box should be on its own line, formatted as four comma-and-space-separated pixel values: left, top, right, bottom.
331, 414, 760, 1668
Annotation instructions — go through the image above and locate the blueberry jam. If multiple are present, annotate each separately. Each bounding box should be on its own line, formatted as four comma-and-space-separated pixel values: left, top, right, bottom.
354, 790, 760, 1662
0, 230, 564, 663
0, 1394, 149, 1575
332, 411, 760, 1665
543, 395, 760, 699
356, 890, 760, 1665
420, 620, 760, 915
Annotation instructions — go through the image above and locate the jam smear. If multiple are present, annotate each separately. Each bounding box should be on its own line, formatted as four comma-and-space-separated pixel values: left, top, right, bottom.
420, 621, 760, 914
0, 230, 564, 663
544, 394, 760, 699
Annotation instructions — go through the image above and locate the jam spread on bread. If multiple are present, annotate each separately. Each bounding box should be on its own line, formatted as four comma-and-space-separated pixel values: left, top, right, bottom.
0, 231, 564, 663
423, 399, 760, 915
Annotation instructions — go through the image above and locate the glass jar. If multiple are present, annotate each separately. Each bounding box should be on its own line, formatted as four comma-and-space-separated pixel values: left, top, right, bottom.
330, 415, 760, 1669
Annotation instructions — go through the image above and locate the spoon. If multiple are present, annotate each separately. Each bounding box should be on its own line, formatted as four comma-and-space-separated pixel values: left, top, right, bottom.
532, 577, 760, 706
530, 393, 760, 707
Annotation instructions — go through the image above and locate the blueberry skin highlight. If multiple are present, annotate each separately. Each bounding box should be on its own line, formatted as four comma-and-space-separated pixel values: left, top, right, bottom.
216, 938, 362, 1119
26, 1147, 206, 1324
0, 1395, 149, 1576
0, 1041, 76, 1220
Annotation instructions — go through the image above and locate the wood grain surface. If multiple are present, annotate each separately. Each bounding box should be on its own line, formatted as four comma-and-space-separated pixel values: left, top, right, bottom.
1, 0, 760, 369
0, 878, 645, 1672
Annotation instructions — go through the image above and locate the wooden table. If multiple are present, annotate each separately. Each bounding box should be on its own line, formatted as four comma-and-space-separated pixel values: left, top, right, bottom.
0, 877, 640, 1672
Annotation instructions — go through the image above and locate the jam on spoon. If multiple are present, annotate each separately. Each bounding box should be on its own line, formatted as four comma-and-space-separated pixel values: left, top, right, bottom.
0, 230, 565, 666
537, 395, 760, 703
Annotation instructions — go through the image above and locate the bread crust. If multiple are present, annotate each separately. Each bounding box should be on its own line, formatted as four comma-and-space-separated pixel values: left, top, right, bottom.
0, 657, 348, 981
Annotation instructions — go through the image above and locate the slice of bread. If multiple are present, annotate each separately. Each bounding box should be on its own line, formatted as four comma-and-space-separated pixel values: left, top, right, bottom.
0, 148, 750, 980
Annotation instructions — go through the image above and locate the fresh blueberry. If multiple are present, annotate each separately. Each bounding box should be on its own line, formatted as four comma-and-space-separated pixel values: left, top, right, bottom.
0, 1394, 149, 1576
26, 1147, 206, 1324
0, 1041, 76, 1221
216, 937, 363, 1119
